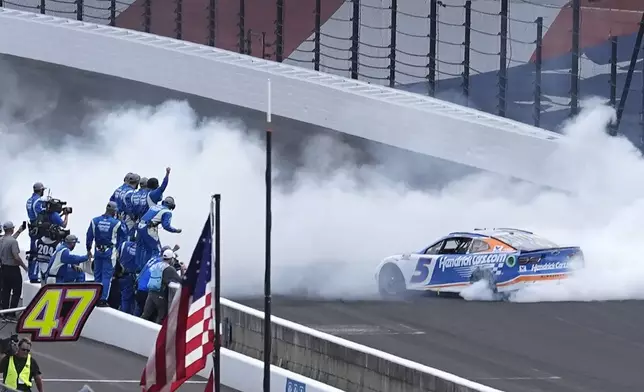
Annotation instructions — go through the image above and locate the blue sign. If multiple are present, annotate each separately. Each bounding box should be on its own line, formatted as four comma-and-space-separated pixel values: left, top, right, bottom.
285, 378, 306, 392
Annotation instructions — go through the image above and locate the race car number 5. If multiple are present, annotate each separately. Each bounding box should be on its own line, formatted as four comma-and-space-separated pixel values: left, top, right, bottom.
17, 283, 102, 342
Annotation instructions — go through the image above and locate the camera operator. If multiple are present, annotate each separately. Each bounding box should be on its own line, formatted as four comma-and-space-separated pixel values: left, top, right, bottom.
0, 222, 28, 321
28, 197, 72, 284
25, 182, 47, 283
141, 249, 182, 324
0, 337, 43, 392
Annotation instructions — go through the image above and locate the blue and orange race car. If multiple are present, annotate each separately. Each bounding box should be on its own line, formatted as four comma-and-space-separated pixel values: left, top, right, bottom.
375, 228, 584, 298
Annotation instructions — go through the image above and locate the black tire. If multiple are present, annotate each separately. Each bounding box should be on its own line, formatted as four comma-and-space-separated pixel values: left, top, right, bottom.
469, 268, 497, 293
378, 264, 407, 299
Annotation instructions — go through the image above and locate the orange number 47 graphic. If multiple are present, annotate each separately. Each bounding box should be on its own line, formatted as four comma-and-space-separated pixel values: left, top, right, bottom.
17, 283, 103, 342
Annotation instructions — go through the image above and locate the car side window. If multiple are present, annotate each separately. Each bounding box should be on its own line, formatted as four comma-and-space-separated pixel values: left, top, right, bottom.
424, 241, 444, 255
470, 239, 490, 253
440, 238, 471, 255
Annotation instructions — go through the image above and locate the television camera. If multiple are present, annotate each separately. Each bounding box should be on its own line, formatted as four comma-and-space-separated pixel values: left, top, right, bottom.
28, 197, 73, 242
0, 334, 18, 356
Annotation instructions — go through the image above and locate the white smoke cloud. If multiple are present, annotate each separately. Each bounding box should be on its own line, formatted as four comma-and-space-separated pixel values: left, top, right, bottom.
0, 93, 643, 302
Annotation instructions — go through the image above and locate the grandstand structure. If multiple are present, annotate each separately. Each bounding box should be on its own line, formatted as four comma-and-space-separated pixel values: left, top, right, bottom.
0, 0, 642, 143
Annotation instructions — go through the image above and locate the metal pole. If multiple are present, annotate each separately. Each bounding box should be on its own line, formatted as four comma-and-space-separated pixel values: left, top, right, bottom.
428, 0, 438, 96
175, 0, 183, 40
40, 0, 45, 14
610, 36, 617, 108
463, 1, 471, 101
239, 0, 245, 53
109, 0, 115, 25
314, 0, 321, 71
143, 0, 151, 33
213, 194, 221, 392
534, 17, 543, 128
276, 0, 284, 62
263, 79, 273, 392
76, 0, 83, 20
616, 13, 644, 131
498, 0, 508, 117
571, 0, 580, 116
350, 0, 360, 79
389, 0, 397, 87
208, 0, 216, 46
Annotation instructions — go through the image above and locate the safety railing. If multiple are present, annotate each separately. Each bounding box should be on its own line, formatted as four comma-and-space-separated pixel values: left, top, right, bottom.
1, 0, 643, 142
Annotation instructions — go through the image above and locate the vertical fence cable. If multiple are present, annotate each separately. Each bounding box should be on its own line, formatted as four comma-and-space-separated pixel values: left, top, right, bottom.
571, 0, 580, 117
109, 0, 115, 25
616, 13, 644, 131
534, 16, 543, 128
76, 0, 82, 20
314, 0, 321, 71
610, 36, 617, 108
208, 0, 216, 46
389, 0, 397, 87
463, 0, 471, 101
498, 0, 509, 117
275, 0, 284, 62
143, 0, 151, 33
175, 0, 183, 40
350, 0, 360, 79
238, 0, 245, 53
428, 0, 438, 96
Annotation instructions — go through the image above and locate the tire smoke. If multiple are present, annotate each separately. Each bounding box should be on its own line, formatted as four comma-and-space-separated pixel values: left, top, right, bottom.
0, 75, 642, 302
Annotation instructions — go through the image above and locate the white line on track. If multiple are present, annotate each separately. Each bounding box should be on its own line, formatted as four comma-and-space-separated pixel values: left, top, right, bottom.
474, 376, 562, 381
42, 379, 206, 384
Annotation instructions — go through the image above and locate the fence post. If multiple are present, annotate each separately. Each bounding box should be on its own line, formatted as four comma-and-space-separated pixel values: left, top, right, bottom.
76, 0, 83, 20
463, 0, 471, 101
389, 0, 397, 87
616, 13, 644, 131
314, 0, 321, 71
143, 0, 151, 33
239, 0, 245, 53
534, 17, 543, 128
246, 29, 253, 56
109, 0, 115, 25
208, 0, 216, 46
571, 0, 580, 117
428, 0, 438, 96
610, 36, 617, 108
350, 0, 360, 79
276, 0, 284, 62
498, 0, 508, 117
608, 36, 617, 136
175, 0, 183, 40
40, 0, 45, 14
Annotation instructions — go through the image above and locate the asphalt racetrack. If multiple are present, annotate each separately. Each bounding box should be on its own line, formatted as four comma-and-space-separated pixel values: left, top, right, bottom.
0, 324, 236, 392
235, 295, 644, 392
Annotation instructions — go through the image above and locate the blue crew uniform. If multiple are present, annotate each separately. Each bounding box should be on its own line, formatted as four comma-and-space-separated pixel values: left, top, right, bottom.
135, 197, 181, 271
117, 240, 137, 314
132, 171, 170, 221
45, 236, 89, 284
26, 184, 46, 282
86, 203, 126, 303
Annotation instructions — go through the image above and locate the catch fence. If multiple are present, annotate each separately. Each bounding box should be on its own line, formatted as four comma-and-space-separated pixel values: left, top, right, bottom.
1, 0, 643, 142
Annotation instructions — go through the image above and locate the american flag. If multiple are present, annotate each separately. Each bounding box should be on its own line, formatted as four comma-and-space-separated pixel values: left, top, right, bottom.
140, 216, 215, 392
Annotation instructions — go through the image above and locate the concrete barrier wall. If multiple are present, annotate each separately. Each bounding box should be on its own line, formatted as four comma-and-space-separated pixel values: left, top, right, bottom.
209, 296, 503, 392
0, 8, 570, 191
21, 283, 345, 392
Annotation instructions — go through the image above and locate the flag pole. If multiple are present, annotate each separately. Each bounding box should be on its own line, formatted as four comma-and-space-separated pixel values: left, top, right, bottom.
212, 194, 221, 392
263, 78, 273, 392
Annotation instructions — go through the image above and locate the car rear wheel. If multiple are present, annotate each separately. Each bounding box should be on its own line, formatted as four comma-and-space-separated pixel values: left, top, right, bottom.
378, 264, 406, 299
469, 268, 497, 293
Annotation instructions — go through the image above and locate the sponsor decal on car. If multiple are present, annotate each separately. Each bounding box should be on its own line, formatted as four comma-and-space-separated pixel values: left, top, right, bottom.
438, 254, 507, 272
531, 261, 570, 272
